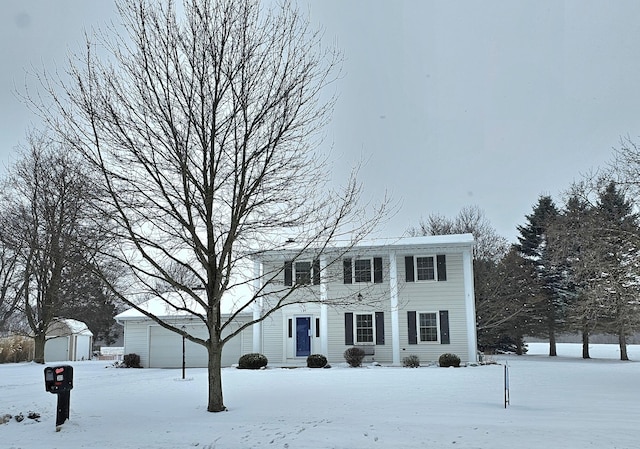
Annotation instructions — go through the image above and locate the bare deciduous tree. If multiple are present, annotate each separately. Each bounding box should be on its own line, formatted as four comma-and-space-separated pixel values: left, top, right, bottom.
32, 0, 384, 412
0, 241, 22, 334
409, 205, 509, 261
0, 131, 101, 363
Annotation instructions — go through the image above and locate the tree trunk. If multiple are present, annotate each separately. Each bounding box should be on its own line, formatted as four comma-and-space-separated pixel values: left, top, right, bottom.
619, 332, 629, 361
548, 328, 557, 357
207, 340, 226, 412
515, 335, 524, 355
581, 327, 590, 359
33, 333, 46, 364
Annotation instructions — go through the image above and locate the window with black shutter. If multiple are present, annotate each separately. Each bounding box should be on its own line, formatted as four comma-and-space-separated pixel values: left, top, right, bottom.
284, 261, 293, 286
437, 255, 447, 281
343, 259, 353, 284
373, 257, 383, 283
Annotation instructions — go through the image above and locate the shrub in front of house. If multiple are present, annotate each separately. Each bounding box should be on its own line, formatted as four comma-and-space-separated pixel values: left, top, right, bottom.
343, 347, 366, 367
123, 353, 142, 368
238, 353, 268, 369
438, 353, 461, 368
306, 354, 328, 368
402, 354, 420, 368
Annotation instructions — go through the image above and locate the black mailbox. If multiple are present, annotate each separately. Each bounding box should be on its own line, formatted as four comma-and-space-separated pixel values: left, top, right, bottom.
44, 365, 73, 394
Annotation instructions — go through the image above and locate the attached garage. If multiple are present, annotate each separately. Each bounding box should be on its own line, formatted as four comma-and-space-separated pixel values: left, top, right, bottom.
115, 295, 254, 369
148, 323, 245, 368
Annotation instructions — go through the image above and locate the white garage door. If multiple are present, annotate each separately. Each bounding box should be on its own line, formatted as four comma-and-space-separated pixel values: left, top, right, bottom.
148, 324, 244, 368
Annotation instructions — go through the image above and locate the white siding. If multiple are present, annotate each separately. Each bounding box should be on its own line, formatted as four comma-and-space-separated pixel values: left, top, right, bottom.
255, 235, 477, 365
397, 252, 472, 362
122, 321, 151, 366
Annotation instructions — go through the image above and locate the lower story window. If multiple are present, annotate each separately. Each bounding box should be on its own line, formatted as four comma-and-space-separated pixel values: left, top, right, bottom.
419, 312, 438, 342
355, 313, 374, 343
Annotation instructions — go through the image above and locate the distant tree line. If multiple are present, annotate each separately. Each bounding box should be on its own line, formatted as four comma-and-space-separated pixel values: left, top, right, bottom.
410, 141, 640, 361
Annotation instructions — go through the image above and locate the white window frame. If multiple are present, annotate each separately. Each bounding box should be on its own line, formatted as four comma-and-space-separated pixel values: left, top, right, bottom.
414, 255, 438, 282
416, 311, 440, 343
352, 258, 373, 283
354, 312, 375, 344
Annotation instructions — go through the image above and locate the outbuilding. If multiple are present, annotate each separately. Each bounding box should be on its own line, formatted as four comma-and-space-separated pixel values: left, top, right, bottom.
44, 318, 94, 362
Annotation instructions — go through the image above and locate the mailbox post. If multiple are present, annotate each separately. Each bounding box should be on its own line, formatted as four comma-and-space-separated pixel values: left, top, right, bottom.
44, 365, 73, 428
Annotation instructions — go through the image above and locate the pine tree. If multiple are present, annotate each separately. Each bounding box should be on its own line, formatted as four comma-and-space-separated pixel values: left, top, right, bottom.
516, 196, 565, 356
594, 182, 640, 361
547, 194, 598, 358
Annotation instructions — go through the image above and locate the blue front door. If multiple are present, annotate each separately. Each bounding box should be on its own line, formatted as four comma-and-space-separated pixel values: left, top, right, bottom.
296, 317, 311, 357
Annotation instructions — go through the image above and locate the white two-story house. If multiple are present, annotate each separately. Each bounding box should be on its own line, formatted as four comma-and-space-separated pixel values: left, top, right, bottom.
252, 234, 477, 365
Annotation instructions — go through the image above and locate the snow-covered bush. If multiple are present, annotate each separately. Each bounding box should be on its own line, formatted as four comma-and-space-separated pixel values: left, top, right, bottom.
123, 353, 142, 368
238, 353, 268, 369
438, 353, 461, 368
343, 347, 365, 367
402, 355, 420, 368
306, 354, 328, 368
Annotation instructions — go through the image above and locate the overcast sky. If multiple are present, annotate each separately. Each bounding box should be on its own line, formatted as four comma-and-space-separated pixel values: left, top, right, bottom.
3, 1, 640, 242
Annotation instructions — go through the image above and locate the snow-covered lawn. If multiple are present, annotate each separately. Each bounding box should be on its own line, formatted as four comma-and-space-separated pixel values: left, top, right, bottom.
2, 343, 639, 449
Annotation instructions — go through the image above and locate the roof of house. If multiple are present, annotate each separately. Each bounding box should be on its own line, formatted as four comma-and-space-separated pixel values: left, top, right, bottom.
256, 233, 475, 261
115, 288, 253, 321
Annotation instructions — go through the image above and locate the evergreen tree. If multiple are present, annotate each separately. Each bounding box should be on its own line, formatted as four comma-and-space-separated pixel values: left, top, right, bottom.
547, 194, 599, 358
516, 195, 565, 356
594, 182, 640, 360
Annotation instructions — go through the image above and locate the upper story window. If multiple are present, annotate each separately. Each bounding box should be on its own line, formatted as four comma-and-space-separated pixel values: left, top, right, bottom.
405, 255, 447, 282
343, 257, 383, 284
354, 259, 372, 283
294, 261, 311, 284
284, 260, 320, 286
416, 256, 435, 281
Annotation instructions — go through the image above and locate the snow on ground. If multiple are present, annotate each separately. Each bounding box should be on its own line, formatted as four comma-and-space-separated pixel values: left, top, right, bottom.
2, 343, 640, 449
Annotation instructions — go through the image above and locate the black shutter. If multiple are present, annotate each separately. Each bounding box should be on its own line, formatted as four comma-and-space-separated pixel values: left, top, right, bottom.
407, 311, 417, 344
373, 257, 383, 283
439, 310, 450, 344
316, 318, 320, 337
284, 261, 293, 286
405, 256, 415, 282
375, 312, 385, 345
313, 259, 321, 285
437, 255, 447, 281
288, 319, 292, 338
344, 313, 354, 345
343, 259, 352, 284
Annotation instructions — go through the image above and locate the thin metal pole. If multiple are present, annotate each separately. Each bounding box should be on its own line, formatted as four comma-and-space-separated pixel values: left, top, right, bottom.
182, 333, 186, 380
504, 362, 510, 408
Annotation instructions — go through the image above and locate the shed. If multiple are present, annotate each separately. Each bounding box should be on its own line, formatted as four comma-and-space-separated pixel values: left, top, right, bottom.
45, 318, 94, 362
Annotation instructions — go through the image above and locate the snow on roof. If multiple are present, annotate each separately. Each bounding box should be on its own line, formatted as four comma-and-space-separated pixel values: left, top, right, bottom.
115, 287, 253, 321
257, 233, 475, 261
351, 233, 475, 249
51, 318, 93, 336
